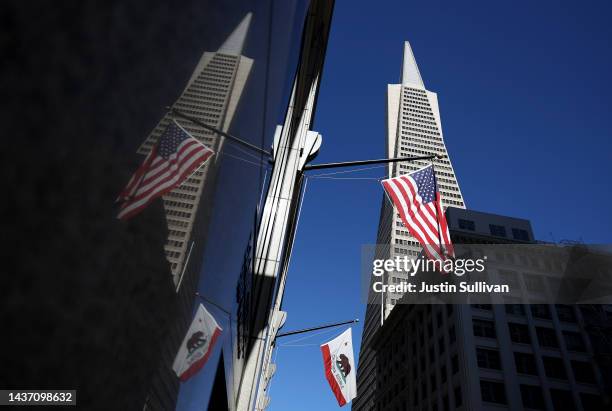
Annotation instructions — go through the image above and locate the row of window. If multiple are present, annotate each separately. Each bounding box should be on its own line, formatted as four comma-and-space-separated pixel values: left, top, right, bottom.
477, 345, 596, 382
476, 303, 578, 323
402, 98, 430, 108
457, 218, 531, 241
172, 107, 221, 120
188, 84, 232, 97
165, 191, 197, 202
403, 120, 439, 132
404, 107, 435, 119
400, 142, 445, 156
402, 134, 444, 148
403, 93, 428, 103
403, 114, 436, 125
399, 161, 455, 174
479, 379, 602, 409
403, 103, 433, 113
193, 75, 232, 86
473, 318, 587, 351
401, 125, 440, 137
181, 92, 227, 105
177, 97, 225, 110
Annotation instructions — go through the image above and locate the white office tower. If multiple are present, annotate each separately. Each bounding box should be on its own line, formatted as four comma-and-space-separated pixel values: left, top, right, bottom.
383, 40, 465, 313
353, 42, 465, 411
137, 14, 253, 285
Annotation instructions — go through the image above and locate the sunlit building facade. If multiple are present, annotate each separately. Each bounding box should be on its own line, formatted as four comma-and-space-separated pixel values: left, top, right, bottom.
354, 41, 465, 411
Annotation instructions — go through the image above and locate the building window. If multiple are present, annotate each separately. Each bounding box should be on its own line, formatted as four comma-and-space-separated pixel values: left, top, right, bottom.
514, 352, 537, 375
446, 304, 453, 316
480, 380, 507, 404
580, 393, 603, 409
512, 228, 530, 241
550, 389, 574, 410
508, 323, 531, 344
505, 304, 525, 316
520, 384, 545, 409
563, 331, 586, 352
571, 360, 596, 384
458, 219, 475, 231
531, 304, 552, 319
543, 356, 567, 379
524, 275, 545, 292
451, 355, 459, 374
536, 327, 559, 348
449, 326, 456, 343
555, 304, 577, 323
472, 303, 492, 311
489, 224, 507, 237
473, 319, 496, 339
476, 348, 501, 370
454, 386, 462, 407
441, 365, 447, 384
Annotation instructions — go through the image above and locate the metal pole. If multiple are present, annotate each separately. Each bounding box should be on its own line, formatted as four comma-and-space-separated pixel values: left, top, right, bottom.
168, 107, 272, 157
195, 292, 231, 317
276, 319, 359, 338
303, 154, 443, 171
430, 163, 446, 257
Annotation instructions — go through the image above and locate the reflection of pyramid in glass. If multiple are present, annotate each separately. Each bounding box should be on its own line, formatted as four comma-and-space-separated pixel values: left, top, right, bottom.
219, 12, 252, 55
137, 13, 254, 283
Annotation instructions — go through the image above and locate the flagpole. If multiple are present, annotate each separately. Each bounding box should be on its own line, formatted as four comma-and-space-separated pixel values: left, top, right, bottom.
168, 107, 272, 157
430, 162, 446, 258
175, 241, 195, 292
194, 292, 235, 368
304, 154, 443, 171
276, 319, 359, 338
195, 292, 231, 317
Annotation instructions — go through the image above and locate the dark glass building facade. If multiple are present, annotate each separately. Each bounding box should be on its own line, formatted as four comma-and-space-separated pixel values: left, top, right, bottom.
2, 1, 333, 410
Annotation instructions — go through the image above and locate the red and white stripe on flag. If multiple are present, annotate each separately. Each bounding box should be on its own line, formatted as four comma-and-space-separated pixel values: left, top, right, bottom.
381, 165, 454, 262
321, 328, 357, 407
172, 304, 222, 381
116, 120, 214, 220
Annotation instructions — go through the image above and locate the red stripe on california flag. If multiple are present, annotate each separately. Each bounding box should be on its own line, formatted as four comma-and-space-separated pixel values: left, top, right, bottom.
321, 343, 347, 406
179, 327, 222, 382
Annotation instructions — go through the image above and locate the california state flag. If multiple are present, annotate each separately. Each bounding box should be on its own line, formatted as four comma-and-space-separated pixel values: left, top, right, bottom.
172, 304, 222, 381
320, 328, 357, 406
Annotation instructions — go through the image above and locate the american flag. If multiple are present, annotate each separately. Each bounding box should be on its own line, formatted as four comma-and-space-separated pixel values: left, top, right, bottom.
116, 120, 214, 220
382, 165, 454, 262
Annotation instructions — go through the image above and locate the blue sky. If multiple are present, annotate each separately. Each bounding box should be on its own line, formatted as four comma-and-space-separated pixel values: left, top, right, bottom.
269, 0, 612, 410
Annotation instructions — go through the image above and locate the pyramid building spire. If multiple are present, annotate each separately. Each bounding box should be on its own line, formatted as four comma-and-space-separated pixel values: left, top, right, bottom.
401, 41, 424, 88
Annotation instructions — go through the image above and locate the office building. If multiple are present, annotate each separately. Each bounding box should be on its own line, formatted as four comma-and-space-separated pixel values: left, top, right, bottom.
354, 41, 465, 411
4, 1, 335, 410
367, 208, 610, 410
